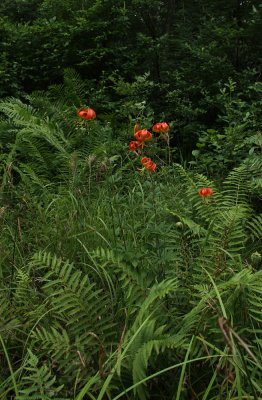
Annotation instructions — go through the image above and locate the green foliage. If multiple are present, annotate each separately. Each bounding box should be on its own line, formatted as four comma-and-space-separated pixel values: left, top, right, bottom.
17, 350, 66, 400
192, 80, 262, 177
0, 2, 261, 397
0, 96, 69, 191
0, 151, 261, 398
0, 71, 119, 197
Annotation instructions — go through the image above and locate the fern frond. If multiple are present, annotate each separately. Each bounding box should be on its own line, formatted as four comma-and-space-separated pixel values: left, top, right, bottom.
28, 251, 116, 383
167, 209, 206, 236
32, 327, 71, 367
211, 205, 248, 256
0, 98, 37, 123
48, 68, 88, 106
17, 349, 66, 400
92, 246, 147, 308
132, 333, 184, 400
246, 214, 262, 241
0, 295, 20, 335
221, 165, 250, 207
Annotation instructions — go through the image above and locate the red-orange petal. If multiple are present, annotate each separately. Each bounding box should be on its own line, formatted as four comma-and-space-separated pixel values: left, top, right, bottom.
77, 107, 96, 120
198, 187, 214, 197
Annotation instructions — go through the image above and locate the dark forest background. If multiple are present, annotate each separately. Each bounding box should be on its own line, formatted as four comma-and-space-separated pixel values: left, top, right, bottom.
1, 0, 261, 167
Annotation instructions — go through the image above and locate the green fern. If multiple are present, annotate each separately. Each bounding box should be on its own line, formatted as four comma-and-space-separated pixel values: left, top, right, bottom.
27, 251, 116, 388
16, 349, 66, 400
0, 98, 71, 192
246, 214, 262, 241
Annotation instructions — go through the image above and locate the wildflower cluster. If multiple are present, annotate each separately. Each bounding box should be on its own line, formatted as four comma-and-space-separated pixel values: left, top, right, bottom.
128, 127, 153, 153
128, 121, 170, 172
76, 108, 214, 196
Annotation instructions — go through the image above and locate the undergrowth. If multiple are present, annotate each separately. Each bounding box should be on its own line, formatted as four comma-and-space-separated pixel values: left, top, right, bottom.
0, 73, 261, 399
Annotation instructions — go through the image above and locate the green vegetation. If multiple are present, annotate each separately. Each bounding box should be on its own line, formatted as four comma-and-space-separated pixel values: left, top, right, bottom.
0, 1, 261, 399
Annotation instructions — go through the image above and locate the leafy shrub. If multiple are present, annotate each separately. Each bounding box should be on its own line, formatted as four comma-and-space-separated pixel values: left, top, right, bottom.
192, 80, 262, 178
